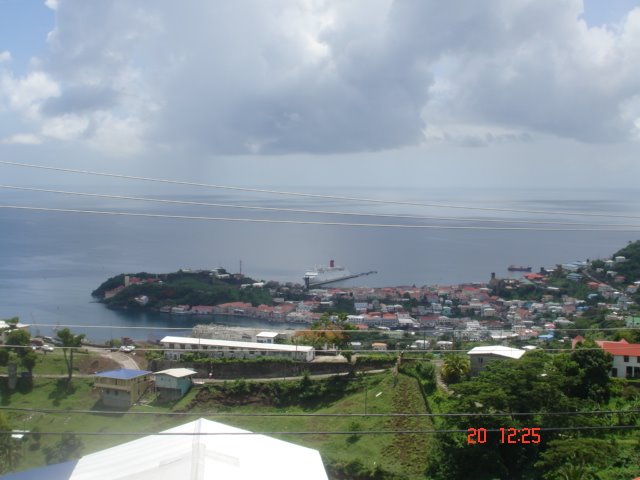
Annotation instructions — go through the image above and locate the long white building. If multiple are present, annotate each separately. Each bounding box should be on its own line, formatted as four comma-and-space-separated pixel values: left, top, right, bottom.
160, 335, 315, 362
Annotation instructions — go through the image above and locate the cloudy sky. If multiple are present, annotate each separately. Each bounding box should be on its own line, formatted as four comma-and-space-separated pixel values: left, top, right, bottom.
1, 0, 639, 189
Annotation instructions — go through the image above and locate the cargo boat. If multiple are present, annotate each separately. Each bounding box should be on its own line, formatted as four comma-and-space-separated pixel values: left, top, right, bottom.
508, 265, 532, 272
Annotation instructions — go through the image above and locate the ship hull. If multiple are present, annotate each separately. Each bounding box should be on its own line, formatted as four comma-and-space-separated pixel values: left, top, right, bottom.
508, 265, 532, 272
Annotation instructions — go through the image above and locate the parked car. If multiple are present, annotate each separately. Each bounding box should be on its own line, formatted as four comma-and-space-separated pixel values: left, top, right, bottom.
42, 344, 54, 352
119, 345, 133, 353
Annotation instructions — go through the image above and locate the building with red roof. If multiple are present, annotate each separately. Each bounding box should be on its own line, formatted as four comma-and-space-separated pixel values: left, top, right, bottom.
595, 339, 640, 378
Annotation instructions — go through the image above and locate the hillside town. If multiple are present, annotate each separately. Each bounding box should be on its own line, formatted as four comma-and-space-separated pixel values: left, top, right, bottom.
2, 244, 640, 478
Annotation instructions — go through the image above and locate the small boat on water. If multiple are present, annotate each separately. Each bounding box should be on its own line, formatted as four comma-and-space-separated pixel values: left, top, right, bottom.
508, 265, 532, 272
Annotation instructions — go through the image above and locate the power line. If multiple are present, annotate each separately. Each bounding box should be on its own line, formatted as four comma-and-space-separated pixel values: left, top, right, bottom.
1, 406, 637, 418
5, 343, 640, 355
2, 160, 639, 219
2, 184, 639, 228
23, 323, 640, 332
1, 425, 638, 437
2, 205, 640, 232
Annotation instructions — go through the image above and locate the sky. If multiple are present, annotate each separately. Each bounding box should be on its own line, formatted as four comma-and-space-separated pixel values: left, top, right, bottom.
0, 0, 639, 190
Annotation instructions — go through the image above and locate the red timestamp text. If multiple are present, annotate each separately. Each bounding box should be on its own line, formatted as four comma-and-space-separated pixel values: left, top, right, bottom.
467, 427, 541, 445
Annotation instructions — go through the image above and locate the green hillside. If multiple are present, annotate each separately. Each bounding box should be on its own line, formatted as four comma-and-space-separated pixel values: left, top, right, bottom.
92, 270, 272, 309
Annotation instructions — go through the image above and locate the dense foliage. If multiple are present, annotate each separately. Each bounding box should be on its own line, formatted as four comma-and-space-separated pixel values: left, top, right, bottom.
426, 349, 640, 479
92, 271, 272, 308
186, 373, 361, 409
611, 240, 640, 281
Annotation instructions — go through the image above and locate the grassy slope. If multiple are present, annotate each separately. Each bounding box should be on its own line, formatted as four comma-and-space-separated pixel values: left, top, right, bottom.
3, 371, 431, 478
0, 349, 114, 376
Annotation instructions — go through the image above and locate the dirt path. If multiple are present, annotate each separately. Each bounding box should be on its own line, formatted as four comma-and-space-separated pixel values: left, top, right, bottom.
85, 347, 140, 370
434, 359, 452, 394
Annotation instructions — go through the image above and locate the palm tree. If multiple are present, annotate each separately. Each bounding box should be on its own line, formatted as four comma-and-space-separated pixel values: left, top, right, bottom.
441, 353, 470, 384
56, 328, 86, 382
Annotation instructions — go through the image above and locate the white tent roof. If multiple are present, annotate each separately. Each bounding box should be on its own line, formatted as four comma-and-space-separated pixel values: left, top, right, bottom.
467, 345, 526, 359
67, 418, 328, 480
154, 368, 198, 378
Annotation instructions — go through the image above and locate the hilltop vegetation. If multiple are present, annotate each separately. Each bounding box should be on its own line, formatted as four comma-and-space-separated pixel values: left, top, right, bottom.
612, 241, 640, 277
92, 270, 272, 309
426, 347, 640, 479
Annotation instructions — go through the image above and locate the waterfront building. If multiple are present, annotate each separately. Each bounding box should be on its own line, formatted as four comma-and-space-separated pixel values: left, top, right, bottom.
256, 331, 280, 343
160, 335, 315, 362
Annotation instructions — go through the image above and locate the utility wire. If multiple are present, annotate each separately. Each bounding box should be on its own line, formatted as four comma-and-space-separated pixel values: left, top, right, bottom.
2, 205, 640, 231
1, 406, 637, 418
6, 346, 640, 354
2, 160, 639, 219
1, 184, 639, 228
24, 324, 640, 332
1, 425, 639, 437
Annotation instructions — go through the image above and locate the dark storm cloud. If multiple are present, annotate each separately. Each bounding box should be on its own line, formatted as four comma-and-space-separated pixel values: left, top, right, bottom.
2, 0, 639, 155
40, 85, 118, 116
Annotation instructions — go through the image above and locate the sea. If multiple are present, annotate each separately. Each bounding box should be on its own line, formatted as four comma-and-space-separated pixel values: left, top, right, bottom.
1, 185, 638, 343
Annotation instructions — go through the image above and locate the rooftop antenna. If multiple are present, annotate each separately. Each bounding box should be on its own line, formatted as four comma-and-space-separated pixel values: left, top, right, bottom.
239, 259, 242, 276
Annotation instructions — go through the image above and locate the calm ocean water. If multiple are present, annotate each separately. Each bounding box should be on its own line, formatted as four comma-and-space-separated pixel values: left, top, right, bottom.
1, 186, 638, 342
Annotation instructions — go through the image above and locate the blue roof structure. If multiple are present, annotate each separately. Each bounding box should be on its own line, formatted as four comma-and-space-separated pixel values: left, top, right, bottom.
1, 460, 79, 479
95, 369, 151, 380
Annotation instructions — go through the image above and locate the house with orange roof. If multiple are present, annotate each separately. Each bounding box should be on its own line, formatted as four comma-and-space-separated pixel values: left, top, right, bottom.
595, 339, 640, 378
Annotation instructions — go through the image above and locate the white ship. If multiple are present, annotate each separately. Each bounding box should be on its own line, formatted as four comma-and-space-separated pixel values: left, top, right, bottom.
303, 260, 377, 288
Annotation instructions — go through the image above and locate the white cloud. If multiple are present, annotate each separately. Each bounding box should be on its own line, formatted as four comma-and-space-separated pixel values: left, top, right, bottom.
44, 0, 59, 11
41, 113, 89, 140
86, 112, 146, 156
0, 133, 43, 145
0, 71, 60, 118
0, 51, 11, 63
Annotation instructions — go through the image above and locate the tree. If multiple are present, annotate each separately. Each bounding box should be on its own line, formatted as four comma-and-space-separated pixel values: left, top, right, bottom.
56, 328, 85, 382
556, 341, 612, 403
43, 433, 83, 465
4, 328, 33, 377
295, 313, 353, 350
21, 350, 38, 375
0, 349, 8, 366
441, 353, 469, 384
536, 438, 615, 479
0, 413, 20, 474
5, 329, 30, 351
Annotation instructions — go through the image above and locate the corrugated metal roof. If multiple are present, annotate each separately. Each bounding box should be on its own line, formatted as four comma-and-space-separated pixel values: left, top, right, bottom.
154, 368, 197, 378
160, 335, 314, 352
94, 369, 151, 380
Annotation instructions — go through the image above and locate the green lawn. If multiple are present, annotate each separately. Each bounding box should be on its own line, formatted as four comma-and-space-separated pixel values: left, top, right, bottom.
1, 371, 432, 478
0, 349, 103, 376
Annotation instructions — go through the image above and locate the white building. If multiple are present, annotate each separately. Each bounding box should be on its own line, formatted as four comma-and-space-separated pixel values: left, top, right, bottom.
596, 339, 640, 379
160, 336, 315, 362
255, 331, 280, 344
154, 368, 197, 400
